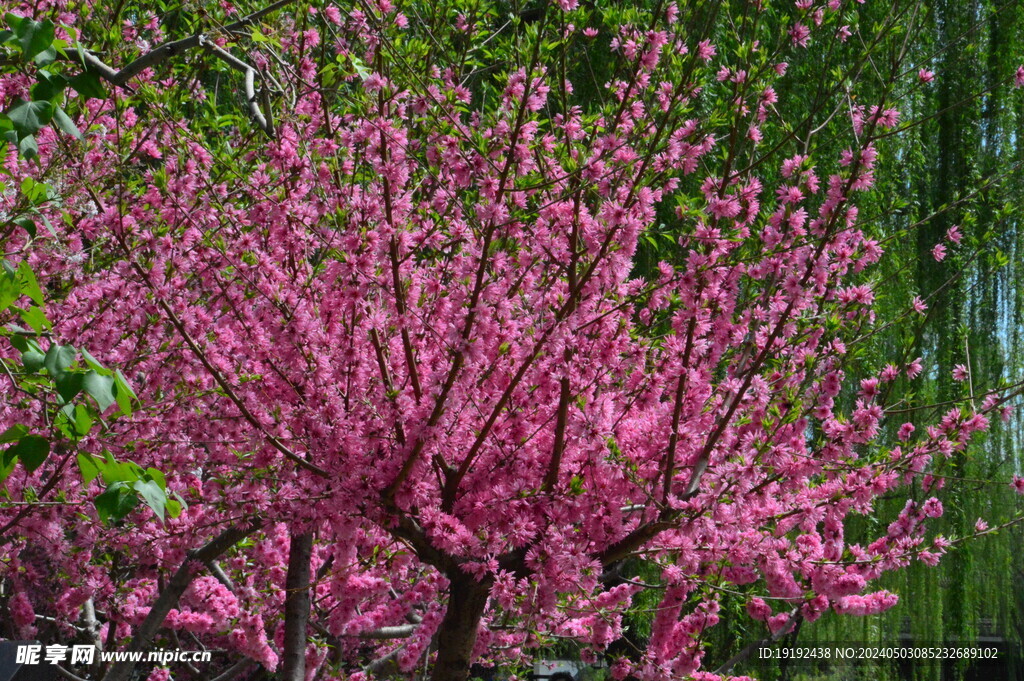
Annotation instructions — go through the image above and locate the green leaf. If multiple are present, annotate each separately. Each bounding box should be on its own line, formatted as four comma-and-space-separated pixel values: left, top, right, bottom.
113, 370, 137, 415
7, 99, 53, 136
82, 370, 115, 411
13, 216, 35, 238
55, 371, 84, 402
0, 271, 17, 308
16, 134, 38, 159
72, 404, 93, 436
0, 424, 27, 444
33, 46, 56, 66
16, 305, 49, 333
80, 347, 110, 374
10, 16, 54, 61
6, 435, 49, 472
165, 498, 182, 518
52, 107, 81, 139
94, 481, 139, 523
21, 348, 44, 372
0, 452, 14, 483
68, 71, 106, 100
37, 212, 56, 237
16, 261, 44, 305
351, 55, 371, 81
98, 452, 143, 485
145, 467, 167, 490
20, 177, 49, 204
77, 453, 103, 485
133, 478, 167, 522
30, 70, 66, 101
43, 343, 75, 375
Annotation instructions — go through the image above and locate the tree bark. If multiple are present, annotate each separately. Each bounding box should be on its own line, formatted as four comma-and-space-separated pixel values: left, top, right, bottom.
430, 570, 492, 681
280, 531, 314, 681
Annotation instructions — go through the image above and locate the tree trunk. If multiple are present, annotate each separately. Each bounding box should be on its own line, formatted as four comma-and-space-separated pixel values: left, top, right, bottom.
280, 531, 314, 681
430, 570, 492, 681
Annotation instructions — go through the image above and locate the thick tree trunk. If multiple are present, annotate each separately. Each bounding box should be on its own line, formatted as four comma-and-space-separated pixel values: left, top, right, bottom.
280, 531, 314, 681
430, 570, 492, 681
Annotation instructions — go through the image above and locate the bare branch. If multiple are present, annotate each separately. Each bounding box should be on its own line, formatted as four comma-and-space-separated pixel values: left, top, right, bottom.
81, 0, 296, 86
102, 520, 263, 681
203, 40, 275, 137
210, 658, 259, 681
357, 624, 418, 639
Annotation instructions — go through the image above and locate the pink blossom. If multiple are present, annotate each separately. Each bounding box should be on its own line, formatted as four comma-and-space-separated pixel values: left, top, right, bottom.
951, 364, 969, 382
790, 23, 811, 47
918, 69, 935, 83
746, 597, 772, 621
931, 243, 947, 261
696, 39, 716, 61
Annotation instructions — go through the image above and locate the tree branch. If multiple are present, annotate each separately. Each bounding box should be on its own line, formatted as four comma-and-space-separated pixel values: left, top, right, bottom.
77, 0, 290, 136
281, 531, 314, 681
102, 520, 263, 681
203, 40, 275, 137
713, 610, 801, 675
80, 0, 296, 86
209, 658, 259, 681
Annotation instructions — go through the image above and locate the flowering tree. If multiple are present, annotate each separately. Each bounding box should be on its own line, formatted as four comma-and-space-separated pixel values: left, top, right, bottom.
2, 1, 1023, 680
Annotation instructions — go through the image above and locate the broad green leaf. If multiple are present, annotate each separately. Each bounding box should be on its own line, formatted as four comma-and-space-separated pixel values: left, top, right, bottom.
21, 348, 44, 372
98, 452, 143, 485
94, 481, 138, 523
30, 70, 66, 101
43, 343, 75, 375
80, 348, 110, 375
133, 478, 167, 522
6, 435, 49, 472
20, 177, 49, 204
82, 371, 115, 411
0, 452, 14, 483
7, 100, 53, 135
16, 134, 38, 159
52, 107, 81, 139
13, 217, 35, 238
33, 46, 56, 66
0, 272, 17, 308
113, 370, 137, 415
77, 452, 103, 484
165, 498, 182, 518
0, 424, 28, 444
55, 371, 84, 402
145, 467, 167, 490
16, 261, 44, 305
68, 71, 106, 100
72, 404, 93, 436
10, 16, 54, 61
16, 305, 49, 333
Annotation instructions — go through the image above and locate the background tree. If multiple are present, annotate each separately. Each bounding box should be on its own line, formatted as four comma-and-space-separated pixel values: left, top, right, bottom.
1, 1, 1023, 681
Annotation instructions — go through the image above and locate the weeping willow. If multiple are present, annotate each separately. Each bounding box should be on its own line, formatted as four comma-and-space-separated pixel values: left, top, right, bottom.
740, 1, 1024, 680
639, 1, 1024, 680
